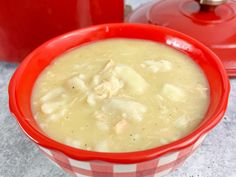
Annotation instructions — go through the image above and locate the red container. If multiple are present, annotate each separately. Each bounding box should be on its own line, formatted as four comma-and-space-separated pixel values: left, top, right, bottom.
127, 0, 236, 77
9, 24, 230, 177
0, 0, 124, 62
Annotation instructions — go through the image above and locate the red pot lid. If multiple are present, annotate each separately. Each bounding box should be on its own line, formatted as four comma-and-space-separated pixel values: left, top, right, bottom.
127, 0, 236, 77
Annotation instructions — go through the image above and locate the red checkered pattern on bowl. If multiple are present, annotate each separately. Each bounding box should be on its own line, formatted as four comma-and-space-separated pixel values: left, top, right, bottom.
38, 134, 207, 177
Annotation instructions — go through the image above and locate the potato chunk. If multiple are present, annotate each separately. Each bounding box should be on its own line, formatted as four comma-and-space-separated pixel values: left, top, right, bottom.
87, 94, 96, 106
102, 97, 147, 122
67, 75, 87, 92
114, 64, 148, 94
40, 87, 65, 102
162, 84, 185, 102
41, 101, 65, 114
47, 108, 67, 122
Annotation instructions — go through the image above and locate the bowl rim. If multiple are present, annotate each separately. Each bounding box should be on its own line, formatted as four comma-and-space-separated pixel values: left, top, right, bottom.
8, 23, 230, 164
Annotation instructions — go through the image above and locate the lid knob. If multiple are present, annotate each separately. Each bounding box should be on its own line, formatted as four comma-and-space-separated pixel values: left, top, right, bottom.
198, 0, 227, 5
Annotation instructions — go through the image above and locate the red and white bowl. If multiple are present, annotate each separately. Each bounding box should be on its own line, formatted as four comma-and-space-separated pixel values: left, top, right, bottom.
8, 24, 230, 177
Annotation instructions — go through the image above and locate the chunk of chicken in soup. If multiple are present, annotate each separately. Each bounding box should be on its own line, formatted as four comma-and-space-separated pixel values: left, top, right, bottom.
32, 39, 209, 152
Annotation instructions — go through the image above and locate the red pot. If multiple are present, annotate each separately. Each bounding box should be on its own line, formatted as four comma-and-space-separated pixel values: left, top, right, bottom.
127, 0, 236, 77
0, 0, 124, 62
9, 24, 230, 177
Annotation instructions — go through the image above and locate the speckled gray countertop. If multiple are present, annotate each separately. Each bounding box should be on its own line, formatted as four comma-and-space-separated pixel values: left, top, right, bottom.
1, 1, 236, 177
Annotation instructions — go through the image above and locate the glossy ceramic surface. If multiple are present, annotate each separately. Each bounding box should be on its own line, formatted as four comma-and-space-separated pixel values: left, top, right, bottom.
127, 0, 236, 77
0, 0, 124, 62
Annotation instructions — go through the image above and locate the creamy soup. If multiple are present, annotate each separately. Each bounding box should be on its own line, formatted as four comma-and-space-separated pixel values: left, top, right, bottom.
32, 39, 209, 152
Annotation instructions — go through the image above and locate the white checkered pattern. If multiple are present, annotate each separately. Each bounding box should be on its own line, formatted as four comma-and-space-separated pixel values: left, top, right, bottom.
38, 134, 207, 177
69, 158, 91, 170
158, 152, 179, 166
114, 164, 136, 173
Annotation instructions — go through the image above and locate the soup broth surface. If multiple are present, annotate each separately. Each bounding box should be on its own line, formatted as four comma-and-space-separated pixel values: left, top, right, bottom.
32, 39, 209, 152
